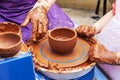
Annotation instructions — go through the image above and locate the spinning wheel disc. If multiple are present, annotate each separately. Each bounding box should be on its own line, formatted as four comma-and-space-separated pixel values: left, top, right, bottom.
35, 37, 90, 67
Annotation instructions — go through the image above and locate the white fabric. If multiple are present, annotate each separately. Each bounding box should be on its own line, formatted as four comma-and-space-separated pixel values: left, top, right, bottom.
97, 0, 120, 52
97, 1, 120, 80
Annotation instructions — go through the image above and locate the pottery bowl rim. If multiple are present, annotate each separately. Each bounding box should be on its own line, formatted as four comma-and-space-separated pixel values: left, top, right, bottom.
0, 32, 22, 49
36, 62, 95, 79
48, 27, 77, 41
0, 22, 21, 31
39, 62, 95, 74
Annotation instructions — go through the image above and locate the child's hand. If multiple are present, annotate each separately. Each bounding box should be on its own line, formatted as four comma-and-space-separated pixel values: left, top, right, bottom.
75, 25, 96, 37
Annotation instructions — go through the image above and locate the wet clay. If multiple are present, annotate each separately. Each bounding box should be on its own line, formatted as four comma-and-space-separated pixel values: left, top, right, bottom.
55, 36, 70, 40
26, 34, 96, 72
48, 28, 77, 54
0, 22, 21, 36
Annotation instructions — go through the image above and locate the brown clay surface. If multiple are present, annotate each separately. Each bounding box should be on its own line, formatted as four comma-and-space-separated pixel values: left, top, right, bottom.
0, 42, 28, 58
26, 33, 96, 72
0, 33, 20, 48
33, 37, 89, 68
0, 22, 21, 36
48, 28, 77, 54
0, 32, 21, 57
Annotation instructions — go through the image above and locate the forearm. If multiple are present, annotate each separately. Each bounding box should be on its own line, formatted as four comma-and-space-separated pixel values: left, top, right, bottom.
93, 10, 114, 33
46, 0, 56, 8
115, 52, 120, 64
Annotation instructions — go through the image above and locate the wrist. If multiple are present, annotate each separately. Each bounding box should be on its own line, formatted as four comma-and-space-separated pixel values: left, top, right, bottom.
32, 0, 49, 11
92, 26, 98, 34
115, 52, 120, 64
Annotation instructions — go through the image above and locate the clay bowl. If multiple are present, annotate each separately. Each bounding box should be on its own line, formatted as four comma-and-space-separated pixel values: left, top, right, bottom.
0, 22, 21, 36
0, 32, 22, 57
48, 27, 77, 54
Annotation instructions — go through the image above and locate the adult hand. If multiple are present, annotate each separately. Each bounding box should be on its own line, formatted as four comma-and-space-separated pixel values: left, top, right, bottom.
89, 41, 116, 64
75, 25, 96, 37
21, 6, 48, 42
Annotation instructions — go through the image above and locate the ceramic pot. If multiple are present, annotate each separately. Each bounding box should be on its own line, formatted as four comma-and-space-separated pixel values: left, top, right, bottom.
48, 27, 77, 54
0, 32, 22, 57
0, 22, 21, 36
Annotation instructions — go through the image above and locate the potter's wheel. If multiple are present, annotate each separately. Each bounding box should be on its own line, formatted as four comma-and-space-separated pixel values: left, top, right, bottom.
33, 37, 90, 68
32, 37, 95, 79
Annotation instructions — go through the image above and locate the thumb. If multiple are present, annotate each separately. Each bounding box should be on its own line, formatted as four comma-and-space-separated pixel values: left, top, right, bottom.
21, 14, 30, 27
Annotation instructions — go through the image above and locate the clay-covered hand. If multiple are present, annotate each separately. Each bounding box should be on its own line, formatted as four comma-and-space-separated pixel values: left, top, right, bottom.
75, 25, 96, 37
89, 41, 117, 64
21, 5, 48, 42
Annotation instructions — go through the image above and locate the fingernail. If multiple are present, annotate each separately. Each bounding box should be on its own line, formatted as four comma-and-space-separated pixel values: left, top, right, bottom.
33, 38, 36, 42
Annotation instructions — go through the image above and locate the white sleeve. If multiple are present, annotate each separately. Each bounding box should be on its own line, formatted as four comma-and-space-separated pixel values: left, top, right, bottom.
116, 0, 120, 19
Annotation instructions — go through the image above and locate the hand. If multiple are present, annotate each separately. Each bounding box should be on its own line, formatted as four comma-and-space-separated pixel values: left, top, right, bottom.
112, 1, 116, 15
75, 25, 96, 37
21, 6, 48, 42
89, 41, 116, 64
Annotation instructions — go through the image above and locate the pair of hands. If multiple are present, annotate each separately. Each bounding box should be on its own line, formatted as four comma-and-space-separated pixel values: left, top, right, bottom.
21, 5, 48, 42
75, 25, 116, 64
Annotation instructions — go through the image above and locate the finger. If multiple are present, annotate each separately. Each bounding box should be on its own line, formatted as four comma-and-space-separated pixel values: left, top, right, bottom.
83, 26, 89, 33
43, 23, 48, 33
31, 20, 37, 41
43, 25, 48, 33
36, 21, 43, 40
38, 21, 43, 35
76, 26, 80, 32
43, 18, 48, 33
21, 14, 30, 27
85, 26, 91, 37
80, 25, 89, 37
89, 27, 95, 37
78, 26, 84, 33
